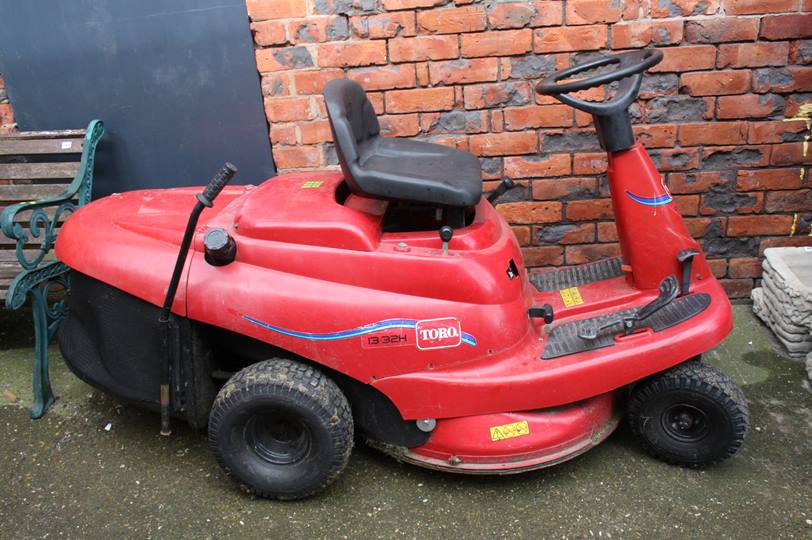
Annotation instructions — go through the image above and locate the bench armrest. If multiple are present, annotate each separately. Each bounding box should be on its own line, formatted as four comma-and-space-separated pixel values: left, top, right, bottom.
0, 120, 104, 272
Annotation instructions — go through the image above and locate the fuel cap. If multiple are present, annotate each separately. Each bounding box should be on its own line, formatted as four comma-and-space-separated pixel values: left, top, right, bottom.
204, 227, 237, 266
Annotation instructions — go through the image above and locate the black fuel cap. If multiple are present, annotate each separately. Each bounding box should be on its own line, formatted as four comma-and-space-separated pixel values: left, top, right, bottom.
204, 227, 237, 266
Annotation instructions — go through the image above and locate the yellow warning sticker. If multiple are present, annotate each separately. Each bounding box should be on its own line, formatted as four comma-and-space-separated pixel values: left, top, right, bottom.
560, 286, 584, 307
489, 420, 530, 442
301, 180, 323, 189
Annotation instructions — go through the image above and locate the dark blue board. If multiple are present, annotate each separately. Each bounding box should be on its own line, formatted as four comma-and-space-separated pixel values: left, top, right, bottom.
0, 0, 275, 197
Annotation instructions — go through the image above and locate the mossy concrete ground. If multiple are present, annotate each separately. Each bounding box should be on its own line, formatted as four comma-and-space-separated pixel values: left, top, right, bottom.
1, 306, 810, 539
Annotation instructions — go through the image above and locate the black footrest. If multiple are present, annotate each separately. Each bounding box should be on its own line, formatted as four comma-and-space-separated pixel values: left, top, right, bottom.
530, 257, 624, 292
541, 293, 711, 360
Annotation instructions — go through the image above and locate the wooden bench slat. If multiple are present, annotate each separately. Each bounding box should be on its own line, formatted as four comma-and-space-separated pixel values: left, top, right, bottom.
1, 129, 86, 140
0, 184, 72, 201
0, 162, 80, 180
0, 138, 84, 156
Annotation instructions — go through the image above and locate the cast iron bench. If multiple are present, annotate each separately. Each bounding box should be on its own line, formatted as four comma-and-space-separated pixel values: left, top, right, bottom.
0, 120, 104, 417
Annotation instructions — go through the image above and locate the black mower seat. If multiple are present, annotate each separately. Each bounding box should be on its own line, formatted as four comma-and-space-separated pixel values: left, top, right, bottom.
324, 79, 482, 208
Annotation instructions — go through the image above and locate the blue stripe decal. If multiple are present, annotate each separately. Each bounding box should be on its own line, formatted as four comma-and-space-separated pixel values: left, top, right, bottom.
244, 315, 477, 347
626, 191, 673, 206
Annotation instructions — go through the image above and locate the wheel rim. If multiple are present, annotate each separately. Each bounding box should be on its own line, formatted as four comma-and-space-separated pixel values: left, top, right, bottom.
244, 411, 312, 465
660, 403, 710, 442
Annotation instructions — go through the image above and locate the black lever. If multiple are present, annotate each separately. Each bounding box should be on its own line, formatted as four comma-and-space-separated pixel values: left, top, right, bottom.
529, 305, 554, 324
487, 178, 518, 204
158, 162, 237, 436
578, 275, 680, 340
439, 226, 453, 255
677, 248, 699, 296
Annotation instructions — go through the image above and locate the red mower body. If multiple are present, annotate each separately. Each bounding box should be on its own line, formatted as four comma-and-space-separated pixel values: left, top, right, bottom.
56, 143, 732, 472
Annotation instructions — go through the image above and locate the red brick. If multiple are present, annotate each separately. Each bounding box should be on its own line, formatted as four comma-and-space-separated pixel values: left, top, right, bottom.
720, 279, 753, 298
273, 145, 321, 169
388, 35, 459, 62
759, 236, 812, 255
726, 0, 796, 14
651, 0, 719, 17
668, 172, 730, 194
382, 0, 445, 9
565, 243, 621, 264
612, 21, 684, 48
684, 18, 759, 43
503, 105, 572, 130
683, 217, 715, 237
496, 201, 563, 224
534, 25, 608, 53
261, 73, 291, 97
251, 20, 288, 46
748, 119, 808, 144
270, 124, 296, 145
678, 122, 748, 145
385, 87, 455, 113
597, 222, 617, 242
573, 153, 607, 175
650, 45, 718, 73
705, 145, 771, 168
761, 14, 812, 40
461, 29, 533, 57
728, 258, 762, 279
674, 195, 700, 216
727, 215, 794, 236
717, 94, 785, 119
754, 66, 812, 93
511, 225, 532, 246
532, 177, 596, 199
299, 120, 332, 144
633, 124, 677, 148
566, 199, 614, 221
790, 40, 812, 64
717, 43, 789, 68
417, 6, 487, 34
415, 62, 430, 86
292, 69, 343, 94
565, 0, 622, 25
420, 110, 488, 134
0, 103, 14, 126
706, 258, 728, 278
255, 46, 314, 72
289, 17, 348, 44
463, 82, 533, 109
264, 96, 314, 122
652, 148, 700, 171
537, 223, 596, 244
349, 12, 416, 39
736, 168, 804, 190
766, 189, 812, 212
502, 154, 570, 178
348, 65, 416, 91
379, 114, 421, 137
522, 246, 564, 266
247, 0, 306, 21
487, 1, 564, 29
700, 191, 764, 215
318, 41, 387, 68
680, 70, 750, 96
469, 132, 538, 156
429, 58, 499, 85
771, 143, 812, 165
785, 93, 812, 117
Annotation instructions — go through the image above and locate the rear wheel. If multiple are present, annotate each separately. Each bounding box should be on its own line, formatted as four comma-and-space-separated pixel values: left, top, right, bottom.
208, 359, 353, 499
627, 360, 749, 467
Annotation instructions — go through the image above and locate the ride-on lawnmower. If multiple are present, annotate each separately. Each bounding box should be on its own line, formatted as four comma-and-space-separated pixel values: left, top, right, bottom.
55, 49, 749, 499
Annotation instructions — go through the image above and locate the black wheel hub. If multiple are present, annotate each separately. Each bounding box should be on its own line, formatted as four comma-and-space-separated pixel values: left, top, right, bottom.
661, 403, 709, 442
244, 412, 312, 465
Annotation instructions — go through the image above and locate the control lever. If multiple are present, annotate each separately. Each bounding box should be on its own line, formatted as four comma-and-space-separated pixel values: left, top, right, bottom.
577, 275, 680, 340
677, 248, 699, 296
439, 226, 453, 255
487, 178, 519, 204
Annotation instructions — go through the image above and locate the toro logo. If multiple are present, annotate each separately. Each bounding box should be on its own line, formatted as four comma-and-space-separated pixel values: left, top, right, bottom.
415, 317, 462, 350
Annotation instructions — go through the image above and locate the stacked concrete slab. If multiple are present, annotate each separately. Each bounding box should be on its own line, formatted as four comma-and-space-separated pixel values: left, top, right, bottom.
751, 247, 812, 379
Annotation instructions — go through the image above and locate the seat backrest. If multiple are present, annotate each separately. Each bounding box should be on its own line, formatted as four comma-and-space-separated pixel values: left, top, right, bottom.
324, 79, 380, 192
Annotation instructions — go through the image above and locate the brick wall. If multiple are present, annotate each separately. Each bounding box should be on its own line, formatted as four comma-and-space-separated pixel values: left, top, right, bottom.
248, 0, 812, 298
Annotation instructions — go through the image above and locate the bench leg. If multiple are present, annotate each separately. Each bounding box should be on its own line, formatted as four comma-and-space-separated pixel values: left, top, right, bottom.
30, 287, 55, 419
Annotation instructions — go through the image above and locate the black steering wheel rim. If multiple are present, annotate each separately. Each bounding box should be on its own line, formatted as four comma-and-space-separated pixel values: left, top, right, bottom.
536, 49, 663, 96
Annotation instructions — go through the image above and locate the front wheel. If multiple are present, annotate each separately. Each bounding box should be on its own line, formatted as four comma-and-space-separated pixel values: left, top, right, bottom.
627, 361, 749, 467
208, 359, 354, 500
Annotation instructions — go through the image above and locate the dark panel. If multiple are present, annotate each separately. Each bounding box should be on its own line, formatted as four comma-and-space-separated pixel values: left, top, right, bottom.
0, 0, 275, 197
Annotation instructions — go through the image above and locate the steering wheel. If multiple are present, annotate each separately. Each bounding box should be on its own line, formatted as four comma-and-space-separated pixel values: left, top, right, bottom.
535, 49, 663, 114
